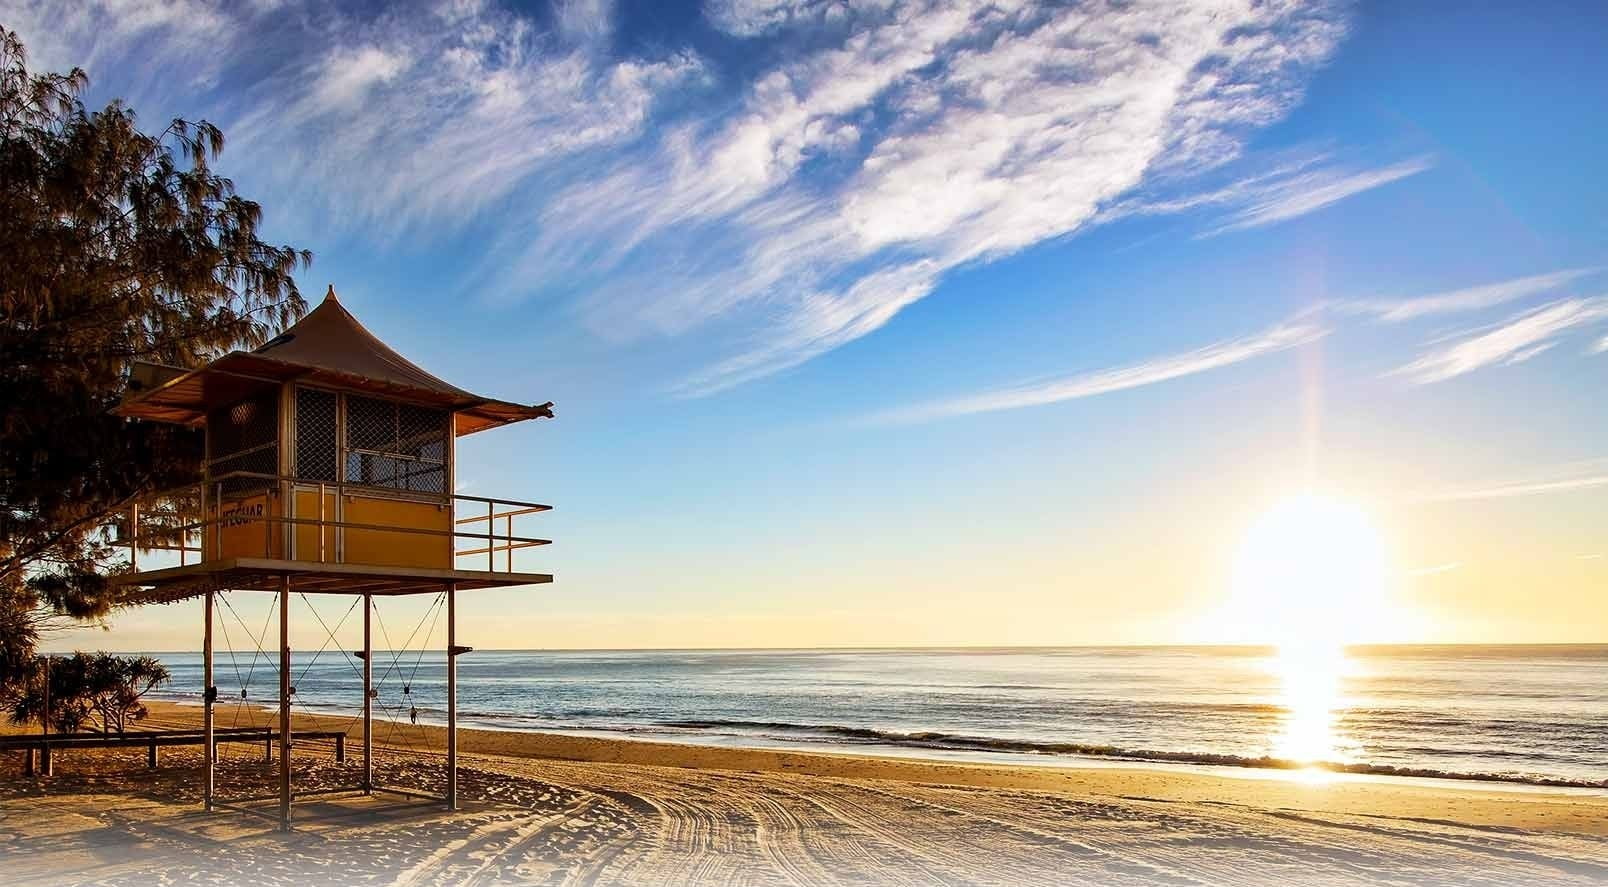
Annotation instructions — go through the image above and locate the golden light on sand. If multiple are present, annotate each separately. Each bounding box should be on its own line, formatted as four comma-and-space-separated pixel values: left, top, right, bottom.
1231, 494, 1386, 767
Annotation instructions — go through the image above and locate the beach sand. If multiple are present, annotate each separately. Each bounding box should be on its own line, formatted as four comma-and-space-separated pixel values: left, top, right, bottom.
2, 701, 1605, 886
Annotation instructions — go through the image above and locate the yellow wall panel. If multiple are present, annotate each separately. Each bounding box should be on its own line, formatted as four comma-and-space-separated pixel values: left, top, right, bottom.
342, 494, 452, 569
207, 492, 282, 560
290, 488, 338, 563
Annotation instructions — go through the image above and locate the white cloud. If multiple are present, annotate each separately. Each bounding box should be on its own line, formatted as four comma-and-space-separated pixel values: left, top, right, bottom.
305, 45, 411, 114
873, 320, 1325, 424
1110, 149, 1432, 238
1391, 298, 1608, 384
1197, 155, 1431, 236
517, 0, 1350, 393
555, 0, 616, 44
1410, 456, 1608, 504
1592, 335, 1608, 354
0, 0, 236, 85
1502, 341, 1556, 365
3, 1, 704, 234
221, 3, 704, 232
1417, 473, 1608, 503
703, 0, 887, 37
1345, 267, 1601, 323
8, 0, 1355, 397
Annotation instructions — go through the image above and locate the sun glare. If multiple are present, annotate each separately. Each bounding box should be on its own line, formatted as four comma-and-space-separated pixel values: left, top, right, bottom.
1231, 493, 1389, 651
1229, 493, 1388, 766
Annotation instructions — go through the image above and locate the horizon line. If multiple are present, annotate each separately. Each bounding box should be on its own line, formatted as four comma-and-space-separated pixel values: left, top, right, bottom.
46, 640, 1608, 656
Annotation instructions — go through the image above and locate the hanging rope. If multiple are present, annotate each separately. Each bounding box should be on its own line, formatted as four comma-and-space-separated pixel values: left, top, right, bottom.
215, 590, 281, 762
394, 595, 447, 752
292, 593, 361, 686
371, 592, 442, 694
370, 593, 447, 761
376, 594, 444, 759
403, 595, 445, 697
219, 590, 279, 700
211, 592, 245, 762
287, 593, 370, 766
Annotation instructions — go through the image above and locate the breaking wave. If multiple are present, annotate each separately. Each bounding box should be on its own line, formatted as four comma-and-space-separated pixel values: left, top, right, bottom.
656, 719, 1608, 789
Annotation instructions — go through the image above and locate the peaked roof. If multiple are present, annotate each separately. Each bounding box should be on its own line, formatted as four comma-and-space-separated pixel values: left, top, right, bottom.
116, 287, 554, 435
253, 287, 486, 398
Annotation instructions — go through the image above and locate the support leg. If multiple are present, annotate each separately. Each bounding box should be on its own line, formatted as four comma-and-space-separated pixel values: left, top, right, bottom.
203, 590, 215, 811
279, 574, 291, 832
363, 592, 373, 795
446, 583, 457, 811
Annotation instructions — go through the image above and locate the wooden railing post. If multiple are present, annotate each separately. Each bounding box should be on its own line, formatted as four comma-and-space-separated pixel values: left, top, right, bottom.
198, 481, 208, 562
318, 482, 326, 563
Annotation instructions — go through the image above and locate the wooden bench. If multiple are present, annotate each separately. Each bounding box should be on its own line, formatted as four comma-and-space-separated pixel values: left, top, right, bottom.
3, 727, 348, 774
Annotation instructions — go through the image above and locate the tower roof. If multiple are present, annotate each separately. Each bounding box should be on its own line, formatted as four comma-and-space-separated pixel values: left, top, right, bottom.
115, 287, 553, 435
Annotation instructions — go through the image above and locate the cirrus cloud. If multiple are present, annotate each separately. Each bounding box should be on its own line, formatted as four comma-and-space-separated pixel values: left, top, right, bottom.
872, 319, 1327, 424
4, 0, 1360, 398
510, 0, 1354, 394
1391, 298, 1608, 385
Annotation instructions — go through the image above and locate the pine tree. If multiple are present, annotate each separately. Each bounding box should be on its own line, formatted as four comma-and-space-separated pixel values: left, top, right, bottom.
0, 26, 310, 701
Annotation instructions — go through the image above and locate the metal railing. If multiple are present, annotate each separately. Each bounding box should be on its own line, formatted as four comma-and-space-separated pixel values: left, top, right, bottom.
118, 470, 551, 574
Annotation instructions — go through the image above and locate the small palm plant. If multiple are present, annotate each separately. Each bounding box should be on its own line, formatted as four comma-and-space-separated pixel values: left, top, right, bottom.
7, 652, 171, 733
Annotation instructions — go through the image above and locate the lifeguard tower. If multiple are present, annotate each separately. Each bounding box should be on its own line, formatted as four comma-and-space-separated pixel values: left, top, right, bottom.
111, 286, 553, 828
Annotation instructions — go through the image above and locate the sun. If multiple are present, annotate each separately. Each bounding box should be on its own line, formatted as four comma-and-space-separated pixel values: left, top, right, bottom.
1229, 493, 1390, 651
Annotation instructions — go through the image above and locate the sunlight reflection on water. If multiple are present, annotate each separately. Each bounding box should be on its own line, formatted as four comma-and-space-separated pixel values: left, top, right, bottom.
1270, 644, 1360, 773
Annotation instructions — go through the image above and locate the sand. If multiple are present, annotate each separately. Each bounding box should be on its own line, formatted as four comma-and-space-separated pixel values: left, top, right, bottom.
2, 700, 1605, 886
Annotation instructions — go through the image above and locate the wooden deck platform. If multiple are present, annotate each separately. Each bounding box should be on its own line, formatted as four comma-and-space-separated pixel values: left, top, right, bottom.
113, 557, 553, 602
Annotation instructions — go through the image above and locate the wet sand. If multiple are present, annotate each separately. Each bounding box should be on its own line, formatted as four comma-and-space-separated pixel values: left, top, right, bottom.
2, 701, 1605, 886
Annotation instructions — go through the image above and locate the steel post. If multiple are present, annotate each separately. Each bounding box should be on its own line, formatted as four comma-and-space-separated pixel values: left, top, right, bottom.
278, 574, 291, 831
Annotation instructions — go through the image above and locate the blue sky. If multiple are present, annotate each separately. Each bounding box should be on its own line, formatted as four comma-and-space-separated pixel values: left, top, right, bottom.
10, 0, 1608, 649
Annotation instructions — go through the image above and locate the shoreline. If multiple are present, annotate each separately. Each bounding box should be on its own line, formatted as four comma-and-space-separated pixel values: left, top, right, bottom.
128, 701, 1608, 837
152, 695, 1608, 796
7, 700, 1608, 884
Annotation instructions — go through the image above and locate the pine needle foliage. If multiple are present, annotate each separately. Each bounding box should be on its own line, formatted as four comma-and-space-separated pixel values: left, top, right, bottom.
0, 27, 310, 701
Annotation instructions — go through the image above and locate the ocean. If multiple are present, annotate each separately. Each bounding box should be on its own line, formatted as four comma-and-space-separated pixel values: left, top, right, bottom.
153, 645, 1608, 789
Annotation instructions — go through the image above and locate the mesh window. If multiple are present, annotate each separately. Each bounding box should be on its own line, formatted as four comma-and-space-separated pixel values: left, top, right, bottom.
343, 394, 448, 493
294, 388, 338, 481
206, 391, 279, 494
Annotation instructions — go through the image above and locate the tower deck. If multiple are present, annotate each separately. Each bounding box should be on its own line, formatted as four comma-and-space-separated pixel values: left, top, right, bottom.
116, 557, 552, 603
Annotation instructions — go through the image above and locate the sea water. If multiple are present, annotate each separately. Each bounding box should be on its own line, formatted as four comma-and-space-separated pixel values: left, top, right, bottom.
153, 645, 1608, 788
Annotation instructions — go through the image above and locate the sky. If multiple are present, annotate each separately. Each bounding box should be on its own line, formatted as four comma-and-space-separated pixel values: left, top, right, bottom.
8, 0, 1608, 651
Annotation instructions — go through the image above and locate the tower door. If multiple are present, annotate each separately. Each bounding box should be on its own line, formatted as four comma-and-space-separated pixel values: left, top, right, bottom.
289, 482, 340, 563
